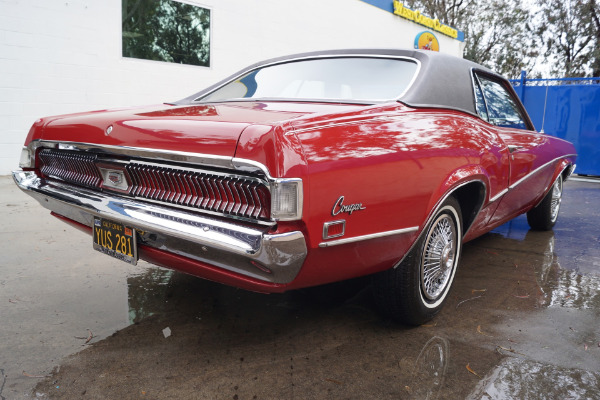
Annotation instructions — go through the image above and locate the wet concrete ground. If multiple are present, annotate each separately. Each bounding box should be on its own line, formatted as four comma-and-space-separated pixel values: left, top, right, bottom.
1, 175, 599, 399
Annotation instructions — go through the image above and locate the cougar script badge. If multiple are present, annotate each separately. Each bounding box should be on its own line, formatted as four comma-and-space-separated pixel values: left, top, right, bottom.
332, 196, 366, 216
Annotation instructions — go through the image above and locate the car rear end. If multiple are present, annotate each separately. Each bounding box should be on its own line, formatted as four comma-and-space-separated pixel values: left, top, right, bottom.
13, 104, 311, 293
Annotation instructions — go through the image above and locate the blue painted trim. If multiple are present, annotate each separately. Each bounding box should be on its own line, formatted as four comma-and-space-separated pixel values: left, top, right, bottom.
358, 0, 465, 42
360, 0, 394, 12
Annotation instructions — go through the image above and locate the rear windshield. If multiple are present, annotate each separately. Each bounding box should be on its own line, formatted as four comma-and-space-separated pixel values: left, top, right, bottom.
197, 57, 419, 103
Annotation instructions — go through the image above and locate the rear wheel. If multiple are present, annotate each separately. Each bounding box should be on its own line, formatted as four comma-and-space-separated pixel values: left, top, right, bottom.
527, 175, 563, 231
373, 197, 462, 325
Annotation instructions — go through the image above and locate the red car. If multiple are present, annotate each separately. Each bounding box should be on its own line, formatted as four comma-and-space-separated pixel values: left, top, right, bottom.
13, 49, 576, 325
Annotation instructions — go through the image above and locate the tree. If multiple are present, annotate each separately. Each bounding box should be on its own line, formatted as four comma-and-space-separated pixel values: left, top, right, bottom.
590, 1, 600, 76
405, 0, 540, 78
464, 0, 539, 78
536, 0, 599, 77
402, 0, 474, 28
122, 0, 210, 67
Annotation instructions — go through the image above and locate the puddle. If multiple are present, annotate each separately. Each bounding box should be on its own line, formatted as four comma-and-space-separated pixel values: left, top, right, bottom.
1, 178, 599, 399
468, 358, 600, 400
127, 268, 174, 324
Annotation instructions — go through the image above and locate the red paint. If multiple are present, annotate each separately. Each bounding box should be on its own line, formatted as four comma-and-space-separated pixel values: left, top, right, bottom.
31, 98, 576, 292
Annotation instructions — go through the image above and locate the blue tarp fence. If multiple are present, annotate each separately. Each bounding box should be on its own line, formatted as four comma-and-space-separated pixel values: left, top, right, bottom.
510, 72, 600, 176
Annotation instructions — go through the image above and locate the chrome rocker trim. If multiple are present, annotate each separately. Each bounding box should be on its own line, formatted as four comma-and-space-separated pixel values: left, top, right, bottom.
13, 170, 307, 284
318, 226, 418, 248
489, 155, 577, 203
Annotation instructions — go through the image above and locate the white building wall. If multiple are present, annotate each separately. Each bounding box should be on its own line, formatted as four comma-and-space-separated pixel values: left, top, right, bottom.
0, 0, 464, 174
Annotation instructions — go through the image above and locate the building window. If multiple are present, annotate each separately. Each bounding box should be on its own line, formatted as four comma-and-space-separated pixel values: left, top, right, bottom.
122, 0, 210, 67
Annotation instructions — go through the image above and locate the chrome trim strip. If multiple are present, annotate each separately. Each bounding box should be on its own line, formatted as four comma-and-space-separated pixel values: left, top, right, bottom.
51, 140, 234, 169
470, 69, 490, 122
29, 140, 276, 177
193, 54, 422, 104
462, 179, 488, 238
489, 188, 508, 203
231, 157, 271, 176
393, 178, 487, 268
533, 163, 572, 208
566, 164, 576, 180
508, 154, 577, 190
488, 155, 576, 204
432, 179, 487, 237
318, 226, 418, 248
13, 170, 307, 284
470, 68, 536, 130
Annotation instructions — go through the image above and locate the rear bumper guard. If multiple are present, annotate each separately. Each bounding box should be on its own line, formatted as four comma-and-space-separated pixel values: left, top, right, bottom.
12, 170, 307, 284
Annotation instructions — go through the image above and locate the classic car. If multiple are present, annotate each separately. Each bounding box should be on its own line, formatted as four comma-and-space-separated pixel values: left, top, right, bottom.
13, 49, 576, 325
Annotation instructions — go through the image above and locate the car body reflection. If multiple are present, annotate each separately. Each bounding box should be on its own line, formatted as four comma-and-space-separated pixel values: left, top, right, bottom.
409, 336, 450, 400
492, 216, 600, 310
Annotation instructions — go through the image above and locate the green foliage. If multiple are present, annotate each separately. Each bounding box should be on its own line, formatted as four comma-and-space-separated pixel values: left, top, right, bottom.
405, 0, 539, 78
122, 0, 210, 67
406, 0, 600, 78
536, 0, 599, 77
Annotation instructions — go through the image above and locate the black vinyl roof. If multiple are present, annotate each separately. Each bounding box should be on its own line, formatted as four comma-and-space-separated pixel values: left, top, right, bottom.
175, 49, 502, 117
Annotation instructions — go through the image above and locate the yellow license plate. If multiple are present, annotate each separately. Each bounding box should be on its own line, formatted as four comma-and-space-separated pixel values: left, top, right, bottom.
92, 217, 138, 265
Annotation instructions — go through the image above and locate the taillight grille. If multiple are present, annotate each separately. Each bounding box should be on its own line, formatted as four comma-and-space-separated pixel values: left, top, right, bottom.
39, 149, 102, 188
126, 164, 271, 220
37, 149, 271, 221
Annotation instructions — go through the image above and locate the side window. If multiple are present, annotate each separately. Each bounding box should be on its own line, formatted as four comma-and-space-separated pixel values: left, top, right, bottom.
473, 78, 489, 121
477, 75, 528, 130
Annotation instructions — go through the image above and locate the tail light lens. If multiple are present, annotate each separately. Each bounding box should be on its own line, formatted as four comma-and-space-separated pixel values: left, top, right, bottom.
19, 147, 34, 168
270, 179, 303, 221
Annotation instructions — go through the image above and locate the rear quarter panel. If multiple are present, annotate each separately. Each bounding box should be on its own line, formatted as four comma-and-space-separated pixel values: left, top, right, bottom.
289, 104, 508, 286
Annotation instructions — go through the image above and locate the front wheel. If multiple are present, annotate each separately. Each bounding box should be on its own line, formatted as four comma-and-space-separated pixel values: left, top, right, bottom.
373, 197, 462, 325
527, 175, 563, 231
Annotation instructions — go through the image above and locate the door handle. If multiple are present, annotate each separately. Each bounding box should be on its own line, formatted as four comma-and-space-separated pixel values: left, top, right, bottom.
508, 145, 524, 153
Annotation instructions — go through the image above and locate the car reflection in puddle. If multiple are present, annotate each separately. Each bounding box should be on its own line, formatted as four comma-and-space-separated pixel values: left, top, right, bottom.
492, 219, 600, 310
408, 336, 449, 399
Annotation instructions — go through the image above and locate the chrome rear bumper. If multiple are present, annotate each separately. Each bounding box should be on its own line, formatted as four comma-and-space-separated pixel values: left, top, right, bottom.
12, 170, 307, 284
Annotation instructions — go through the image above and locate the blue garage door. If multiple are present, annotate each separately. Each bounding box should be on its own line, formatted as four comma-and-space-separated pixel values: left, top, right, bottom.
511, 74, 600, 176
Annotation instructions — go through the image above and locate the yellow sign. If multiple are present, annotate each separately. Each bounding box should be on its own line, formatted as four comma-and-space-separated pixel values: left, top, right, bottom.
393, 1, 458, 39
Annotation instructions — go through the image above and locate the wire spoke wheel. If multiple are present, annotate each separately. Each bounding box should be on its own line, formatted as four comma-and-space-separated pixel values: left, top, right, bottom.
550, 176, 563, 223
372, 196, 462, 325
421, 214, 457, 301
527, 174, 565, 231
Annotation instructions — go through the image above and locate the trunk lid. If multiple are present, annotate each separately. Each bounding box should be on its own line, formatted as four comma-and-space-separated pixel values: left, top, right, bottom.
40, 102, 361, 157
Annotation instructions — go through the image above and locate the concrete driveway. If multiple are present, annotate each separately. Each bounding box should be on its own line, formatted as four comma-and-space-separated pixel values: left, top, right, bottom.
1, 176, 599, 399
